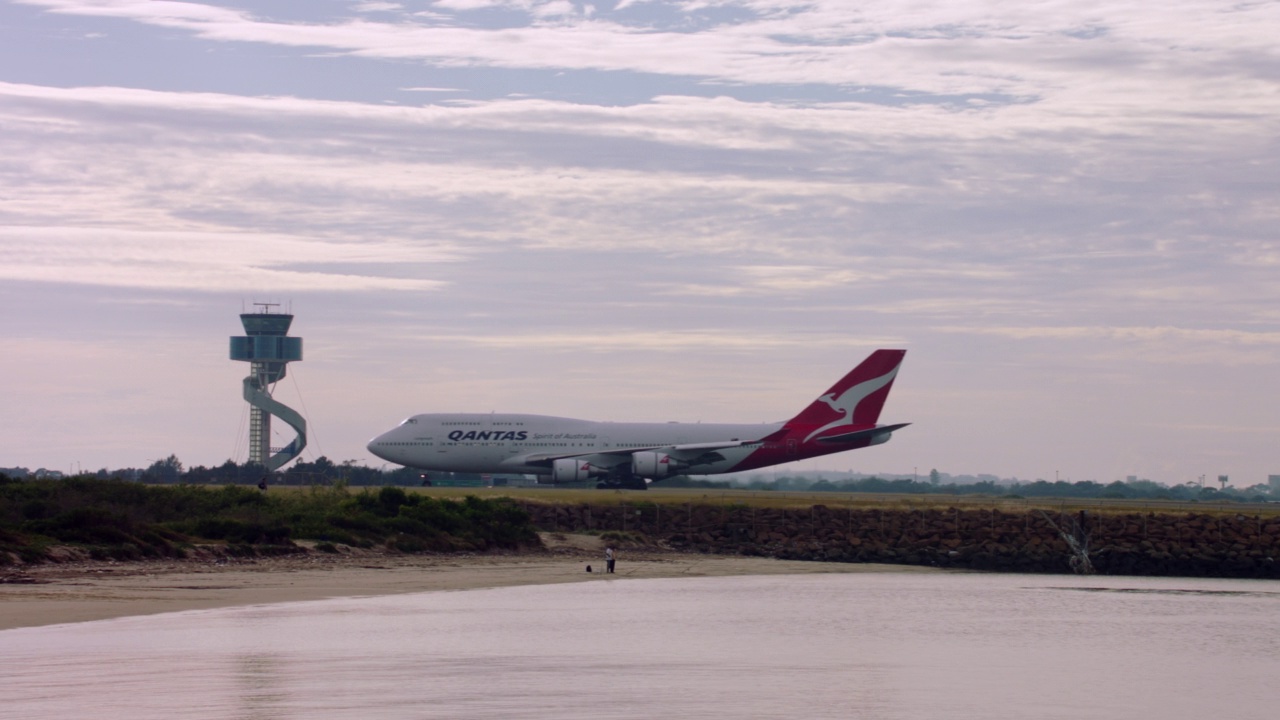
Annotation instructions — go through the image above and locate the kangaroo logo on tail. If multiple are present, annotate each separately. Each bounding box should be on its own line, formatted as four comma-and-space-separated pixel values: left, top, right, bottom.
802, 364, 901, 442
777, 350, 905, 444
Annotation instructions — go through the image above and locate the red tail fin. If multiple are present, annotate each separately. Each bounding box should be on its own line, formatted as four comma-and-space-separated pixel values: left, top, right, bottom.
785, 350, 906, 437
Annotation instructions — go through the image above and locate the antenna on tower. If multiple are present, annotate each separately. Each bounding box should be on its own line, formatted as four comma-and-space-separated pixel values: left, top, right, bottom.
229, 305, 307, 475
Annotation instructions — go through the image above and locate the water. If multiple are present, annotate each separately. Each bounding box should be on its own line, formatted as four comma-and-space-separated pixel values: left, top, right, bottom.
2, 572, 1278, 719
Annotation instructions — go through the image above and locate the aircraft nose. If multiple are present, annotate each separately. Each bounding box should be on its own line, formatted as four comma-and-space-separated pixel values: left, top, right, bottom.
367, 431, 391, 460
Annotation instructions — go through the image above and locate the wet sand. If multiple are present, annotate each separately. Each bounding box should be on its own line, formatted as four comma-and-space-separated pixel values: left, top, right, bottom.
0, 534, 941, 631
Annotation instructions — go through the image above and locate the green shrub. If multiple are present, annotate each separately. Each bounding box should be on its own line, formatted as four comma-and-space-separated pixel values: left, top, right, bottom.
1, 478, 538, 559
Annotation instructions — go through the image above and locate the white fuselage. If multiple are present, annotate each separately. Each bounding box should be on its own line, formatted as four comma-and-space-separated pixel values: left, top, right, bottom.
367, 413, 784, 476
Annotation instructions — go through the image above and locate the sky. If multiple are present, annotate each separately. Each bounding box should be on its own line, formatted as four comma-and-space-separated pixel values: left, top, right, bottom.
1, 0, 1278, 486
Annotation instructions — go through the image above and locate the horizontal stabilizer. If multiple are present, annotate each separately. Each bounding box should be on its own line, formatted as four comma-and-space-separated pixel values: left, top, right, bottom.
815, 423, 911, 444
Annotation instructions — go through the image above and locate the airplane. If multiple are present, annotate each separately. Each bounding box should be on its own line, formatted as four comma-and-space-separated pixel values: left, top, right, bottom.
366, 349, 908, 490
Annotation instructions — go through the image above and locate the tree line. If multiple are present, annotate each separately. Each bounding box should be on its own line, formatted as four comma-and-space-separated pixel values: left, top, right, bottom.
661, 474, 1275, 502
3, 457, 1273, 503
4, 456, 470, 487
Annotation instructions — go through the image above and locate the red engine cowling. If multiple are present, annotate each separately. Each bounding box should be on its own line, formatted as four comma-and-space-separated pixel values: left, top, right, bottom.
630, 451, 685, 479
551, 458, 603, 483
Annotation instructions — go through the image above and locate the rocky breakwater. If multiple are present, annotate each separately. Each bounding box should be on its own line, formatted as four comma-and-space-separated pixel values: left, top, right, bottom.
519, 501, 1280, 579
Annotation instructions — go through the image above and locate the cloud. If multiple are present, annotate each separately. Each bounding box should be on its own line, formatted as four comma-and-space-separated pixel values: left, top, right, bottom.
0, 227, 454, 292
17, 0, 1280, 123
397, 329, 904, 353
940, 325, 1280, 345
931, 324, 1280, 367
0, 80, 965, 152
3, 73, 1274, 324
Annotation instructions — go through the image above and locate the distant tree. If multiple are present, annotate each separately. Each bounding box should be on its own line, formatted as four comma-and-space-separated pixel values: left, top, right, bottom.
142, 455, 183, 484
656, 475, 732, 489
285, 456, 338, 479
965, 480, 1001, 495
929, 468, 940, 485
774, 475, 809, 491
1126, 479, 1166, 496
1103, 481, 1131, 499
212, 459, 245, 484
1197, 486, 1223, 501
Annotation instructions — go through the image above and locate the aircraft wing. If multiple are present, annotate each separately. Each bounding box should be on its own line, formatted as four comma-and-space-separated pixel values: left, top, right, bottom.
814, 423, 911, 444
500, 449, 641, 469
658, 440, 764, 466
500, 439, 763, 469
663, 440, 762, 454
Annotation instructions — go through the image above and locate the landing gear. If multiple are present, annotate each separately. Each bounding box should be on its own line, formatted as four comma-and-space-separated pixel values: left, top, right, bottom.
595, 475, 649, 490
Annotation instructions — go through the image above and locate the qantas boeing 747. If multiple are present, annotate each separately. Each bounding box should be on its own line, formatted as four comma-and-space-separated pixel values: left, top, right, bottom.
367, 349, 908, 489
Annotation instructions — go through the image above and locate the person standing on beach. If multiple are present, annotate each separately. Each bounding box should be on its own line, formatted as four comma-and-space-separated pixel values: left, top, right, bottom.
605, 546, 615, 574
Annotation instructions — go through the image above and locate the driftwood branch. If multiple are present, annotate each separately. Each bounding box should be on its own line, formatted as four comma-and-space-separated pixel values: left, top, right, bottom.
1038, 510, 1095, 574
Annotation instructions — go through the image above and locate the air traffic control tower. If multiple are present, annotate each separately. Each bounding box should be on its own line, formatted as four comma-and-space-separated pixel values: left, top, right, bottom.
229, 304, 307, 470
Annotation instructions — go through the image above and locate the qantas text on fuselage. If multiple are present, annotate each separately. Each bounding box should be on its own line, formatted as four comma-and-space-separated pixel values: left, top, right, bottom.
367, 349, 909, 489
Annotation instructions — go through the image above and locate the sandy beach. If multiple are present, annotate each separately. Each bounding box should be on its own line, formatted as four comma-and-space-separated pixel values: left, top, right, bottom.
1, 533, 940, 631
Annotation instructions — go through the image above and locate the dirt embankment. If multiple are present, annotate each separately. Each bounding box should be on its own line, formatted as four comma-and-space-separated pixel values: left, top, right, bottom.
521, 501, 1280, 578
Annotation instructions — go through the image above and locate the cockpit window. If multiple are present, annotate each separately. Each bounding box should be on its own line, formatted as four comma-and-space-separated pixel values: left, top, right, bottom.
400, 418, 418, 426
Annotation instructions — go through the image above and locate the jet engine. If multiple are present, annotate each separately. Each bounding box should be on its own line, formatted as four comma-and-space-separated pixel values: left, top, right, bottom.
630, 451, 686, 479
551, 458, 604, 483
